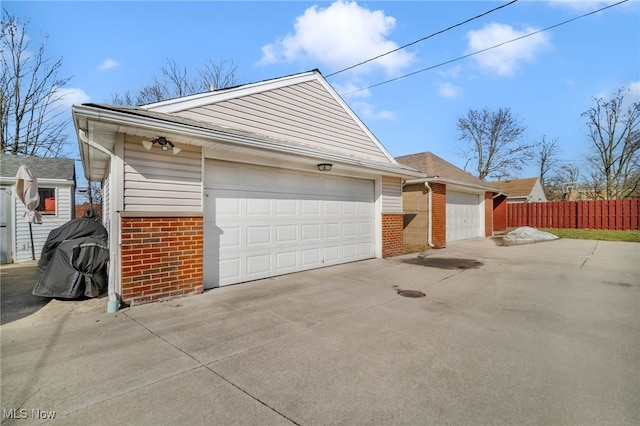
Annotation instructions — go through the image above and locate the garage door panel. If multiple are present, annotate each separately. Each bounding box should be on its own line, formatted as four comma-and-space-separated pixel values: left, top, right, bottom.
276, 225, 297, 243
360, 242, 374, 257
204, 160, 375, 288
247, 254, 271, 276
276, 199, 297, 215
247, 198, 271, 215
324, 223, 340, 238
302, 249, 320, 266
246, 225, 271, 246
219, 257, 241, 282
446, 191, 482, 242
276, 251, 297, 270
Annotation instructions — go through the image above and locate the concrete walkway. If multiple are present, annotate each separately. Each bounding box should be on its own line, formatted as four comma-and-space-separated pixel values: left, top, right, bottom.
1, 238, 638, 425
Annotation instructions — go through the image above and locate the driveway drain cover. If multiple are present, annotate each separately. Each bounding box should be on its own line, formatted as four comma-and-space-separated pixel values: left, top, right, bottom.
397, 290, 426, 298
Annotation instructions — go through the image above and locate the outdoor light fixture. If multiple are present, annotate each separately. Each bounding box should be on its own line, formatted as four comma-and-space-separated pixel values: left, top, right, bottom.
317, 163, 332, 172
141, 137, 181, 155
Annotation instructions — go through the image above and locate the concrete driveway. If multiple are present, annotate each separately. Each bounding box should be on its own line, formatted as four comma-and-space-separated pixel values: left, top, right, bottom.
1, 238, 638, 425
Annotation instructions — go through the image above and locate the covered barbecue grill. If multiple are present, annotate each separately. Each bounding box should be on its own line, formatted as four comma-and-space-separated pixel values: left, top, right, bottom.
33, 209, 109, 299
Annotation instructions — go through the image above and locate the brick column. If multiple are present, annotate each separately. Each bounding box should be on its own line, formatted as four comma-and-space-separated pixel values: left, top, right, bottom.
121, 216, 203, 305
431, 183, 447, 247
382, 213, 404, 258
484, 192, 493, 236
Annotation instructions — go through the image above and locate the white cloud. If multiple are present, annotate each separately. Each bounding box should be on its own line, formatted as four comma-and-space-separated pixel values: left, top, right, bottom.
98, 58, 120, 71
352, 101, 396, 121
54, 87, 90, 107
438, 82, 463, 99
259, 0, 413, 76
465, 23, 551, 76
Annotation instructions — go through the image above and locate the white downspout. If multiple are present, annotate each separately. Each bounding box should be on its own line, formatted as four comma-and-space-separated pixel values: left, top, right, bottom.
78, 130, 119, 313
424, 181, 434, 248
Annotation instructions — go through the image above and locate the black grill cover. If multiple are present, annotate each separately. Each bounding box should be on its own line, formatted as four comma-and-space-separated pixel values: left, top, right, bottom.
33, 209, 109, 298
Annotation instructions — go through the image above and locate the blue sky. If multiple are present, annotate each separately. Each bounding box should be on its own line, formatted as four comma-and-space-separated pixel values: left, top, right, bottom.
5, 0, 639, 188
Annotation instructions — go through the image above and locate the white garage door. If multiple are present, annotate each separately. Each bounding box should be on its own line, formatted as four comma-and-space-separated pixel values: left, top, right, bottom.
446, 191, 482, 242
203, 160, 375, 288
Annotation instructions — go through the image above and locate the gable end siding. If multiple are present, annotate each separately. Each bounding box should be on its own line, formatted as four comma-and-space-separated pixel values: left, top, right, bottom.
173, 80, 391, 163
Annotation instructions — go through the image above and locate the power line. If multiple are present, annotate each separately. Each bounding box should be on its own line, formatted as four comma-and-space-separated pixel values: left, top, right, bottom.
326, 0, 519, 78
339, 0, 629, 96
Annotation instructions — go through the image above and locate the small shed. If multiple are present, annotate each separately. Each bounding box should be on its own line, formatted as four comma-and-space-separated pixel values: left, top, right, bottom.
0, 154, 76, 263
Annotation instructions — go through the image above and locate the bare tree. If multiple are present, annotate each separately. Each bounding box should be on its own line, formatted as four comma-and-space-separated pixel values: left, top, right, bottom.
111, 58, 240, 105
545, 163, 584, 201
583, 88, 640, 199
1, 10, 71, 157
537, 135, 561, 197
457, 107, 533, 180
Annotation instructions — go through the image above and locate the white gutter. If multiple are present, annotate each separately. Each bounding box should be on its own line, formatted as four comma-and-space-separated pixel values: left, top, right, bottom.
78, 129, 119, 313
420, 176, 443, 248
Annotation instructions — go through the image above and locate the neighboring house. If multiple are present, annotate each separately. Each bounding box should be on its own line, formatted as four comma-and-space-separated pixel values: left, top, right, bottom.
72, 69, 423, 308
0, 154, 76, 264
489, 177, 547, 203
396, 152, 507, 250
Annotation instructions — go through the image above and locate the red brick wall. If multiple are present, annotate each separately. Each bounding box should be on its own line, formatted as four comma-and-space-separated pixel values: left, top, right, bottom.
382, 213, 403, 258
484, 192, 493, 236
121, 216, 203, 305
431, 183, 446, 247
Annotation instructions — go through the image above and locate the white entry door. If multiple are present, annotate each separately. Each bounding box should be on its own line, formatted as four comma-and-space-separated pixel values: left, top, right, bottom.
446, 191, 483, 242
203, 160, 375, 288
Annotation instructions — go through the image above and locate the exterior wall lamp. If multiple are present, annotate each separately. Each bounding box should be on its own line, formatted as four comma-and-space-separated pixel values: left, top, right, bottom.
317, 163, 332, 172
142, 137, 181, 155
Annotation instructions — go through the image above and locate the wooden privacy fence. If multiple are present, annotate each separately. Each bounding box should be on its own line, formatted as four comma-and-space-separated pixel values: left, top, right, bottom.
507, 199, 640, 230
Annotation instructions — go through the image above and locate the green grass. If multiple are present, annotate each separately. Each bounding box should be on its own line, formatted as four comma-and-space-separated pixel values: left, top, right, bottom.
507, 227, 640, 242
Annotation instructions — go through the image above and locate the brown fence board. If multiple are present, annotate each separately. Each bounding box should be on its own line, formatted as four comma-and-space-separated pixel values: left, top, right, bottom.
507, 199, 640, 230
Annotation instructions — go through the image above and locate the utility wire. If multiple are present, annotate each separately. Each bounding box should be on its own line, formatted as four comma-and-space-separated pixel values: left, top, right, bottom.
339, 0, 629, 96
326, 0, 519, 77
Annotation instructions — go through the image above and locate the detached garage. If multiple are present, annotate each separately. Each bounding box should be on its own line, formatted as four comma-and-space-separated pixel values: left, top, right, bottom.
397, 152, 503, 250
72, 70, 423, 309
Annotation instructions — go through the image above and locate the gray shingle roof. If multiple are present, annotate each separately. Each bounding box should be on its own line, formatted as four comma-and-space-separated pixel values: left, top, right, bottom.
0, 154, 76, 181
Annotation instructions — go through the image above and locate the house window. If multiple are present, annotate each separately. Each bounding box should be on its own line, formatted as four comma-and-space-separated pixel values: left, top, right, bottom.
37, 188, 56, 214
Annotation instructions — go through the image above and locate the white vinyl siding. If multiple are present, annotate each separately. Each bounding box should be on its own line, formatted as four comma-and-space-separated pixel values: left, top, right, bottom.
123, 138, 202, 212
174, 80, 391, 163
14, 184, 74, 262
381, 176, 403, 213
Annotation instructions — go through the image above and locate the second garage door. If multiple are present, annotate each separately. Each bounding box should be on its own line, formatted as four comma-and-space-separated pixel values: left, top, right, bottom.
446, 191, 483, 242
203, 160, 375, 288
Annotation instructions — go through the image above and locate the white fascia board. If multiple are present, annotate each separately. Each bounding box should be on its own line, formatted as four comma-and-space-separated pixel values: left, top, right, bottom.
142, 71, 320, 113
